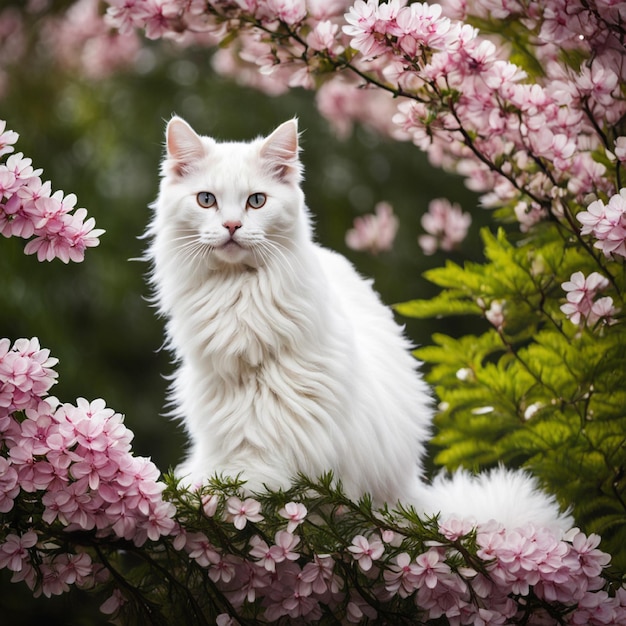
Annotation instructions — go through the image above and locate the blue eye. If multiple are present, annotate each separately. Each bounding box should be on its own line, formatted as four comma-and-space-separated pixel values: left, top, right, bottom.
197, 192, 216, 208
247, 193, 266, 209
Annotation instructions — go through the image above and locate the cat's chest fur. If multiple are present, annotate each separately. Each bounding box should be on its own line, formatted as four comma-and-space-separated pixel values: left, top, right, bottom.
169, 254, 330, 374
165, 252, 356, 490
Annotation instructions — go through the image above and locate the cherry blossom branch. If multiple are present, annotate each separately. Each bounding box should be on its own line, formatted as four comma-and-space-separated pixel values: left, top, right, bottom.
0, 120, 104, 263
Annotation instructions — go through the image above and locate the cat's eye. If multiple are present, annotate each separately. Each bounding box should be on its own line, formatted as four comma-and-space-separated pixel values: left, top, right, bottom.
247, 193, 266, 209
197, 192, 217, 208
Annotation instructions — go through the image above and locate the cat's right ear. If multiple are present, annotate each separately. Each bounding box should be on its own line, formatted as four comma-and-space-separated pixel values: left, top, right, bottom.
164, 117, 206, 177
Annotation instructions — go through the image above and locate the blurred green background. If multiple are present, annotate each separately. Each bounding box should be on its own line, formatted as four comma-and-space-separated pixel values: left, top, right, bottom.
1, 7, 482, 623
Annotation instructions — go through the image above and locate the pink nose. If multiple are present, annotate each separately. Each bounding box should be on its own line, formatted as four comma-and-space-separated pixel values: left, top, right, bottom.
223, 221, 242, 236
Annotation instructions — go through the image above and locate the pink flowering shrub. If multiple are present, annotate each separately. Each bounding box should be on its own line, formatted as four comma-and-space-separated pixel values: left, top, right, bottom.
0, 337, 176, 598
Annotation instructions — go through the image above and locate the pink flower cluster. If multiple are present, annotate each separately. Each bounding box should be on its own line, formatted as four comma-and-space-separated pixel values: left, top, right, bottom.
0, 120, 103, 263
345, 201, 399, 254
2, 1, 619, 262
418, 197, 471, 255
560, 271, 618, 327
0, 337, 176, 598
99, 0, 626, 242
167, 496, 624, 625
578, 189, 626, 259
380, 520, 626, 626
170, 498, 335, 622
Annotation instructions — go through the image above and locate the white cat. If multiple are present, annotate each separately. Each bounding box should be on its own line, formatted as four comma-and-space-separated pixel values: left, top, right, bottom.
147, 116, 571, 532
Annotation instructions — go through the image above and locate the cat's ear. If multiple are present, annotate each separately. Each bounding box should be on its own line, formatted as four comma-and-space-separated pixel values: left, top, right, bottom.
260, 119, 302, 183
165, 116, 207, 177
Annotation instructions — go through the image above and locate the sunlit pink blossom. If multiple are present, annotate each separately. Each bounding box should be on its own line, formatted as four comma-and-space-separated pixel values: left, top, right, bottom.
343, 0, 391, 59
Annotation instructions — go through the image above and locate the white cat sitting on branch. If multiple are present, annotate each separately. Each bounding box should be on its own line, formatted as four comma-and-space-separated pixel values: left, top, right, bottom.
147, 116, 571, 533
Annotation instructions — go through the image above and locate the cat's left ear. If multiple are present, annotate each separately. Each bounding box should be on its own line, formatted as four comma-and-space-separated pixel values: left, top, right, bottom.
260, 119, 302, 183
165, 116, 207, 177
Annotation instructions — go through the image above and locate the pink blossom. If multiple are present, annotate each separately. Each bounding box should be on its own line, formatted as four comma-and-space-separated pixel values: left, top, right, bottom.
266, 0, 307, 25
419, 198, 471, 255
225, 496, 264, 530
346, 592, 378, 622
222, 559, 271, 606
578, 189, 626, 259
345, 201, 399, 254
100, 588, 126, 615
216, 614, 236, 626
250, 530, 300, 572
185, 531, 221, 567
348, 534, 384, 572
52, 552, 93, 586
438, 516, 476, 541
300, 554, 341, 595
343, 0, 390, 59
105, 0, 150, 35
0, 119, 18, 158
568, 529, 612, 578
0, 337, 58, 412
560, 271, 617, 326
614, 137, 626, 162
202, 492, 219, 517
209, 554, 238, 584
413, 547, 452, 589
306, 20, 341, 53
45, 0, 140, 80
248, 536, 277, 571
0, 456, 19, 512
0, 531, 37, 572
278, 501, 307, 532
384, 552, 420, 597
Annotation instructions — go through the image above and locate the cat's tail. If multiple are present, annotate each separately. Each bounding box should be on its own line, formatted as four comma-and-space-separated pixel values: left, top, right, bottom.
420, 466, 573, 534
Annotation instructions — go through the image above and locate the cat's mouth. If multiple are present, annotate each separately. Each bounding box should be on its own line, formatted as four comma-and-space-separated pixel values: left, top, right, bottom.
221, 238, 242, 249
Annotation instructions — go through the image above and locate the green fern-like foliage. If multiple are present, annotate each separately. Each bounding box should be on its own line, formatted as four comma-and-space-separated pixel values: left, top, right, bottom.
398, 225, 626, 572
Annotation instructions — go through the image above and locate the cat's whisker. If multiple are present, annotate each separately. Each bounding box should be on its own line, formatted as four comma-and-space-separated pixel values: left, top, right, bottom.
256, 239, 300, 276
171, 237, 212, 266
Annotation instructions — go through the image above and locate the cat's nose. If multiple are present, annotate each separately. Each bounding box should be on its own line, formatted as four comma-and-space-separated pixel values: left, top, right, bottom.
223, 221, 242, 236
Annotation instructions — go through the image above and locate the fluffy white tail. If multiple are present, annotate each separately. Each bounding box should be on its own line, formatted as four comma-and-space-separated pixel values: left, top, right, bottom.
421, 467, 573, 534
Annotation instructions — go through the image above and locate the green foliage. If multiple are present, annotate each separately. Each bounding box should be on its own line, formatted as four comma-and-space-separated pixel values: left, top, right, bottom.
399, 224, 626, 571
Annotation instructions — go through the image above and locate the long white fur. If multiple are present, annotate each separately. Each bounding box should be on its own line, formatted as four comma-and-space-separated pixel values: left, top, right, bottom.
147, 116, 572, 533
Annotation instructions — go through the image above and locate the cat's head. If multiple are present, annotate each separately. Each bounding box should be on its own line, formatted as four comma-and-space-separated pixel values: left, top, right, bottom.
154, 116, 309, 271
